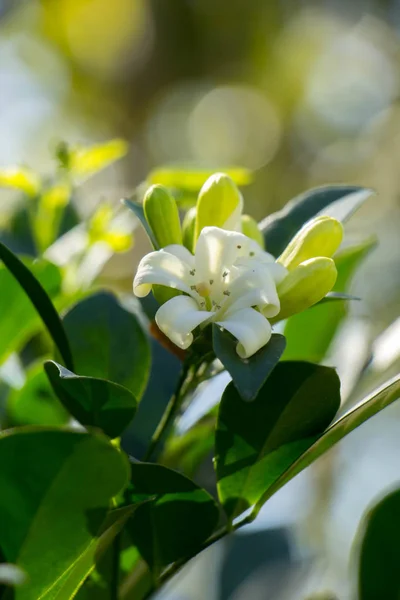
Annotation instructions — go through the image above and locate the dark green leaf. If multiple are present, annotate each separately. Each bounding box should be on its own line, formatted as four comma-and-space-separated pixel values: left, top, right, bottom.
7, 362, 69, 427
45, 361, 137, 439
0, 428, 130, 600
283, 239, 376, 363
356, 488, 400, 600
0, 243, 74, 370
121, 198, 160, 249
253, 373, 400, 515
62, 292, 150, 400
215, 362, 340, 521
213, 326, 286, 401
260, 186, 373, 257
124, 462, 219, 569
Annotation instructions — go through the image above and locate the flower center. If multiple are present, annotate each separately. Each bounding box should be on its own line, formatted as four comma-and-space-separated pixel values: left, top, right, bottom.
196, 282, 211, 298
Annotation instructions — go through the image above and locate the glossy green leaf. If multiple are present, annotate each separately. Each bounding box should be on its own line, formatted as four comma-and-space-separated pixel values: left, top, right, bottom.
0, 244, 74, 370
42, 506, 136, 600
213, 326, 286, 401
7, 362, 68, 427
124, 462, 219, 570
121, 198, 160, 249
0, 428, 130, 600
147, 165, 252, 191
215, 362, 340, 521
283, 238, 376, 363
62, 292, 150, 400
253, 373, 400, 516
260, 186, 373, 257
45, 361, 137, 439
356, 488, 400, 600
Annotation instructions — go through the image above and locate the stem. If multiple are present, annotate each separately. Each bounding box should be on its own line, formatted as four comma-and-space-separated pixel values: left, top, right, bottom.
110, 532, 121, 600
143, 359, 193, 462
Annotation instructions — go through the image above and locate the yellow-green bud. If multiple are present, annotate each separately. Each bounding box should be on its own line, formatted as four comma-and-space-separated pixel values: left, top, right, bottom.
143, 185, 182, 248
182, 207, 196, 253
277, 216, 343, 271
273, 257, 337, 322
241, 214, 264, 248
194, 173, 243, 241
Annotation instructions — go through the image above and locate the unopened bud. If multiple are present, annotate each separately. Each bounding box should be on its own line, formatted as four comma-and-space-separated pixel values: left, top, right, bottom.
182, 207, 196, 252
273, 257, 337, 322
143, 185, 182, 248
241, 214, 264, 248
194, 173, 243, 241
277, 216, 343, 271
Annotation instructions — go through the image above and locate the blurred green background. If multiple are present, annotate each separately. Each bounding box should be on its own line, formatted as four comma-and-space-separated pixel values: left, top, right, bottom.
1, 1, 400, 598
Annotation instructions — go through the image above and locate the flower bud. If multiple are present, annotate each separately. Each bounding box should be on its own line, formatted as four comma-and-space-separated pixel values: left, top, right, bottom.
241, 214, 264, 248
182, 207, 196, 252
143, 185, 182, 248
273, 257, 337, 321
194, 173, 243, 241
277, 216, 343, 271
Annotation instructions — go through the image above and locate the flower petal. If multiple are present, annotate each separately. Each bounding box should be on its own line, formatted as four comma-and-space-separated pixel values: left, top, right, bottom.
133, 250, 193, 297
155, 295, 213, 349
195, 227, 254, 296
216, 307, 272, 358
163, 244, 195, 268
222, 266, 281, 318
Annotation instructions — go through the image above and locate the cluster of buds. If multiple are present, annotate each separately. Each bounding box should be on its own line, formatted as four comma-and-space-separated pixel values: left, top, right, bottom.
134, 174, 343, 358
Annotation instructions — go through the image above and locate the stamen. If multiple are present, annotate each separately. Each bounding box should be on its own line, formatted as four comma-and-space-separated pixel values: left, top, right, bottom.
222, 271, 228, 278
190, 285, 197, 290
190, 269, 195, 276
223, 290, 230, 296
209, 279, 214, 285
249, 251, 255, 256
237, 245, 242, 249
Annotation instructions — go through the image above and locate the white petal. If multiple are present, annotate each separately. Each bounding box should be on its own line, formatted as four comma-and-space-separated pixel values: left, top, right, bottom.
155, 295, 213, 349
195, 227, 253, 295
133, 250, 193, 297
223, 266, 281, 318
216, 308, 272, 358
163, 244, 195, 268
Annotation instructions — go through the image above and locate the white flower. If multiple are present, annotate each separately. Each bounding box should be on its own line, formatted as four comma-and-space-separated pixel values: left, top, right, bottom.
134, 227, 287, 358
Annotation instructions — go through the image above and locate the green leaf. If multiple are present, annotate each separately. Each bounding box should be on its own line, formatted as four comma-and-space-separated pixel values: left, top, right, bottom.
260, 186, 373, 257
160, 413, 217, 478
253, 373, 400, 516
7, 362, 69, 427
67, 139, 128, 181
0, 243, 74, 370
121, 198, 160, 249
318, 292, 360, 304
45, 361, 137, 439
356, 488, 400, 600
213, 326, 286, 401
147, 165, 252, 191
0, 167, 40, 197
0, 428, 130, 600
41, 506, 137, 600
62, 292, 150, 400
124, 462, 219, 570
283, 238, 376, 363
215, 362, 340, 521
